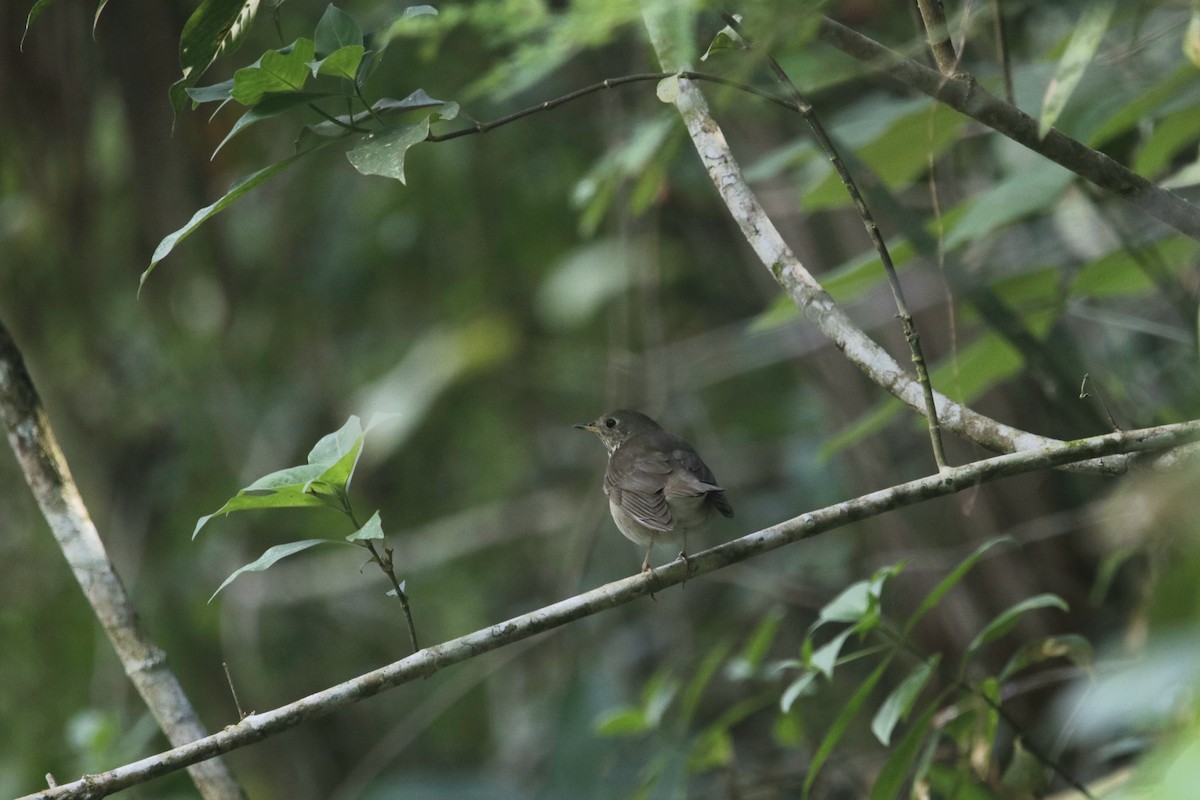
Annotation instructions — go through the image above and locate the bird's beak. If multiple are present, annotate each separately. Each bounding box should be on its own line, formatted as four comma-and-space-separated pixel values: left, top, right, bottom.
574, 421, 598, 432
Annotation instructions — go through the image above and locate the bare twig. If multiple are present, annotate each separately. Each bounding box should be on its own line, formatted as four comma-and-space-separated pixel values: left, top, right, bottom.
815, 16, 1200, 241
915, 0, 961, 75
15, 420, 1200, 800
222, 663, 249, 719
990, 0, 1015, 103
0, 317, 245, 800
718, 11, 948, 471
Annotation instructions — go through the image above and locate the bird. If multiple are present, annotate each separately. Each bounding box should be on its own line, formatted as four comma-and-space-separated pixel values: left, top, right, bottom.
575, 409, 733, 574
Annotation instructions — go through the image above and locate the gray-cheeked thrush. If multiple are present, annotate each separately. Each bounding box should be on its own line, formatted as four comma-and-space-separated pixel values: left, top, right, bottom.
576, 410, 734, 573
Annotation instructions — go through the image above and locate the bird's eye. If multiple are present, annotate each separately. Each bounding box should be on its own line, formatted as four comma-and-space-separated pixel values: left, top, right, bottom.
604, 417, 616, 429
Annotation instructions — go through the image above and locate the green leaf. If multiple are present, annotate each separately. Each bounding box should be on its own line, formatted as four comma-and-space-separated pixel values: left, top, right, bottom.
816, 580, 871, 626
966, 594, 1069, 659
700, 20, 745, 62
311, 44, 365, 79
780, 670, 817, 713
804, 657, 892, 797
726, 608, 784, 680
213, 92, 329, 157
232, 38, 315, 105
1039, 0, 1116, 138
21, 0, 58, 50
904, 538, 1013, 635
209, 539, 339, 601
142, 143, 326, 288
999, 634, 1093, 683
346, 118, 431, 183
687, 728, 733, 771
946, 166, 1074, 250
170, 0, 262, 112
307, 415, 366, 491
680, 640, 732, 725
346, 510, 384, 542
186, 79, 235, 105
809, 627, 855, 680
314, 3, 363, 55
870, 699, 941, 800
193, 464, 331, 539
593, 707, 648, 736
91, 0, 110, 39
872, 656, 939, 745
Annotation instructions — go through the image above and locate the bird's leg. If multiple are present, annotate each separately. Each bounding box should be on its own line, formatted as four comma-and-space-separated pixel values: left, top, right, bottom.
642, 544, 661, 601
678, 531, 690, 587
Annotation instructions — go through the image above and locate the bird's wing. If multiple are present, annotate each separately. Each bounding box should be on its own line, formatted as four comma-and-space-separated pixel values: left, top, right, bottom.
667, 447, 735, 518
604, 448, 674, 531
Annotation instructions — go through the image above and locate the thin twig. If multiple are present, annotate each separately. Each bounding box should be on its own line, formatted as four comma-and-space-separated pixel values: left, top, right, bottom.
718, 11, 948, 471
16, 420, 1200, 800
1079, 374, 1121, 432
345, 503, 420, 653
915, 0, 962, 75
814, 16, 1200, 241
222, 663, 249, 719
990, 0, 1015, 104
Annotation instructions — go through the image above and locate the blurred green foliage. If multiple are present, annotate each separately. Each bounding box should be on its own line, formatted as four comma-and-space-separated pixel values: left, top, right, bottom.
4, 0, 1200, 797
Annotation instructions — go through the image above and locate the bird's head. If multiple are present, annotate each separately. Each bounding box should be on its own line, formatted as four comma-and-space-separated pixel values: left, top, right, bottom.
574, 409, 662, 454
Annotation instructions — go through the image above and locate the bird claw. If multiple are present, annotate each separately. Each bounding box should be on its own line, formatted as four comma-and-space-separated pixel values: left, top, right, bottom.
677, 550, 690, 587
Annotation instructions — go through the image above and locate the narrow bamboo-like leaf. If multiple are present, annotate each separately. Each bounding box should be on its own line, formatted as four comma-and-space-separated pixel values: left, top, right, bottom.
999, 634, 1093, 683
171, 0, 262, 112
809, 628, 855, 680
209, 539, 338, 600
142, 144, 325, 288
780, 670, 817, 713
593, 707, 648, 736
21, 0, 58, 50
92, 0, 111, 39
680, 640, 733, 725
314, 3, 363, 55
870, 698, 942, 800
346, 510, 384, 542
804, 658, 892, 797
231, 38, 315, 105
1039, 0, 1117, 138
346, 118, 430, 183
816, 580, 871, 626
905, 538, 1013, 635
726, 609, 784, 680
966, 595, 1069, 659
701, 21, 745, 61
872, 656, 939, 745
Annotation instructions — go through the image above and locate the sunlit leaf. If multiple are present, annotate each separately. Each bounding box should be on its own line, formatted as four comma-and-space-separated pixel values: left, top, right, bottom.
780, 670, 818, 713
209, 539, 340, 600
1039, 0, 1116, 138
170, 0, 262, 112
231, 38, 315, 105
346, 510, 384, 542
310, 44, 365, 79
593, 707, 648, 736
346, 118, 431, 183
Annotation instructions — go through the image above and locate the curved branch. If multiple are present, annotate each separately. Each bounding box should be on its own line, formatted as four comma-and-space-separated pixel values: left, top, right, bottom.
0, 317, 245, 800
16, 420, 1200, 800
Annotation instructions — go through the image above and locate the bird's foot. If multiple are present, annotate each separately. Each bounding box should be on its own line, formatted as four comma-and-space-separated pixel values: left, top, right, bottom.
641, 561, 661, 601
677, 550, 691, 587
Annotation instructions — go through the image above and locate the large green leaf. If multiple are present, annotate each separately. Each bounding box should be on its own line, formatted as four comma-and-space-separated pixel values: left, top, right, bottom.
310, 45, 365, 80
209, 539, 342, 600
231, 38, 315, 105
212, 92, 329, 157
170, 0, 262, 112
1038, 0, 1116, 138
346, 118, 431, 183
314, 3, 363, 55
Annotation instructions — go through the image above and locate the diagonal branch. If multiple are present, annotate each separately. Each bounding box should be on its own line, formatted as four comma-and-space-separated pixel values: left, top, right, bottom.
0, 317, 245, 800
815, 16, 1200, 242
16, 419, 1200, 800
